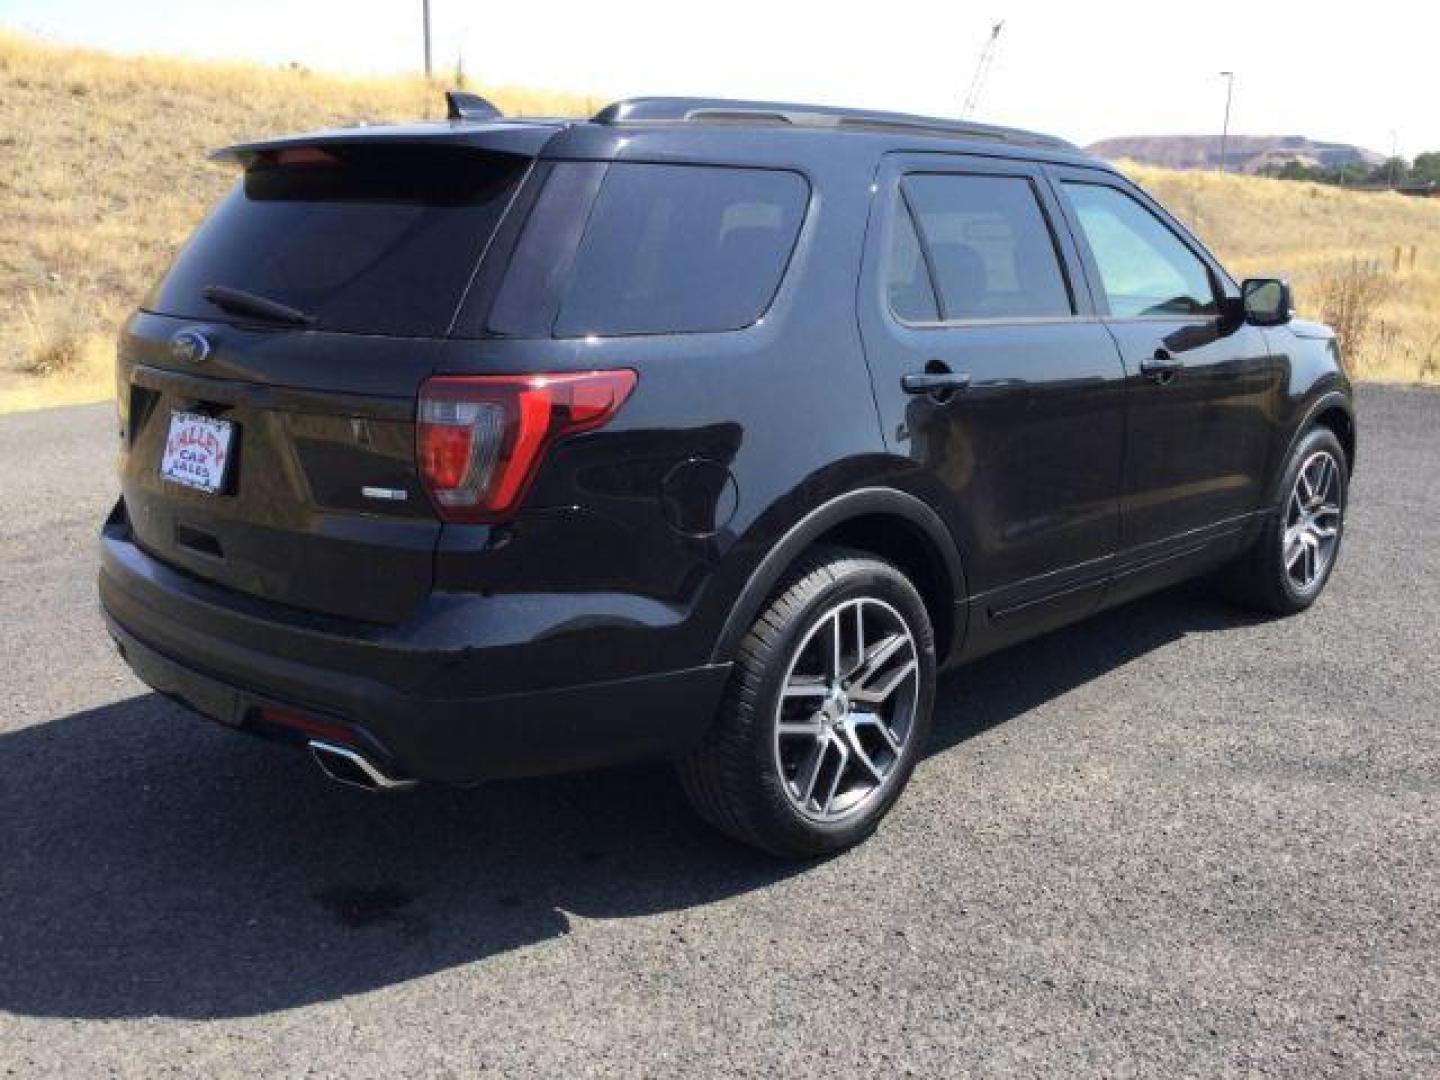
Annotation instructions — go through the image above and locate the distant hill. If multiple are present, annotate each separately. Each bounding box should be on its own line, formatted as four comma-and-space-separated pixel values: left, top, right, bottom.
1086, 135, 1384, 175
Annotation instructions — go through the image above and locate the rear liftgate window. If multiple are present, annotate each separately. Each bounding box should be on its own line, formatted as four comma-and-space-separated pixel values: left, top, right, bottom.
490, 163, 809, 338
144, 146, 528, 336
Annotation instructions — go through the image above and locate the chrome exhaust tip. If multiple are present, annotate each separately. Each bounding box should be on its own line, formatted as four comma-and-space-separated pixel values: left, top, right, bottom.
308, 740, 417, 793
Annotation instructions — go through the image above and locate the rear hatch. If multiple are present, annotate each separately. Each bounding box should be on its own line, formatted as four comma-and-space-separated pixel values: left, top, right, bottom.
117, 140, 532, 623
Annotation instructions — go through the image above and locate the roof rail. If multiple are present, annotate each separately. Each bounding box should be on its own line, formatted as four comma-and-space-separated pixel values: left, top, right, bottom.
592, 97, 1074, 150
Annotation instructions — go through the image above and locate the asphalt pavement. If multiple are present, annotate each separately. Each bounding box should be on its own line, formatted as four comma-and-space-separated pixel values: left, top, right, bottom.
0, 386, 1436, 1077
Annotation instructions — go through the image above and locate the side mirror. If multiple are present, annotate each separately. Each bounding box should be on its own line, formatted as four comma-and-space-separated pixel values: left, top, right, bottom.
1242, 278, 1293, 326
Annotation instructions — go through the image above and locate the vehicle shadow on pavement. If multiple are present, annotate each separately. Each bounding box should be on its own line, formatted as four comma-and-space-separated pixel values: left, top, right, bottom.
928, 580, 1259, 757
0, 582, 1256, 1020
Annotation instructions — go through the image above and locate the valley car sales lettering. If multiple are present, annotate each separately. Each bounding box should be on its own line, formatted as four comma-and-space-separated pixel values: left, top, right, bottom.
167, 424, 227, 468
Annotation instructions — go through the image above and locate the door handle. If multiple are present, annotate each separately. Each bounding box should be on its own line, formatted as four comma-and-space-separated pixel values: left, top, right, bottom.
1139, 348, 1181, 381
902, 371, 973, 395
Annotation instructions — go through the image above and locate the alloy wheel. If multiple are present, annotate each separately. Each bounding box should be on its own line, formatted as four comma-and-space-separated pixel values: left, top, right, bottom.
772, 597, 920, 822
1283, 450, 1342, 593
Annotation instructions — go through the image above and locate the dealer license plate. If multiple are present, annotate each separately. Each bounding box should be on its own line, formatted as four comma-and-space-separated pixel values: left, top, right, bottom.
159, 411, 234, 494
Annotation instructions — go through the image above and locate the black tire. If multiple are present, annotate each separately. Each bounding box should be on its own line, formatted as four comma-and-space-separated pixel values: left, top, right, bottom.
1221, 426, 1349, 615
678, 546, 937, 858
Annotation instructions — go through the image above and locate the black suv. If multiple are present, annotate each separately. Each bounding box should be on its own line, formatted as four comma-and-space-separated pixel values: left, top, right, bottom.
101, 94, 1355, 857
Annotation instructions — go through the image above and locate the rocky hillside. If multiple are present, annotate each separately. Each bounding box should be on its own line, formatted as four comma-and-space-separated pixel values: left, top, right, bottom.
1087, 135, 1383, 175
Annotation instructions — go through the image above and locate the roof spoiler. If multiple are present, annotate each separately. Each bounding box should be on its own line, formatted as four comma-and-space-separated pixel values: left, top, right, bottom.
445, 90, 502, 121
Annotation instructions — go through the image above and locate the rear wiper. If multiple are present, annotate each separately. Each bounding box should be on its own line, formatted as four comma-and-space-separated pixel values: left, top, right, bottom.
201, 284, 316, 327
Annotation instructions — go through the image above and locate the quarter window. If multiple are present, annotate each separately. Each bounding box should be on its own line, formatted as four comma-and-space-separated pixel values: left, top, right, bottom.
889, 174, 1073, 322
1062, 182, 1218, 318
886, 201, 940, 322
554, 164, 808, 337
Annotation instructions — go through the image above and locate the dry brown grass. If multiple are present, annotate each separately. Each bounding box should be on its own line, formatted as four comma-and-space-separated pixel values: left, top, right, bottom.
3, 33, 1438, 412
16, 290, 89, 375
1124, 163, 1440, 383
0, 30, 591, 412
1313, 259, 1393, 363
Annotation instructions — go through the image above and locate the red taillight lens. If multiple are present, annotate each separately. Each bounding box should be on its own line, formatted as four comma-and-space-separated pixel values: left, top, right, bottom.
417, 369, 637, 523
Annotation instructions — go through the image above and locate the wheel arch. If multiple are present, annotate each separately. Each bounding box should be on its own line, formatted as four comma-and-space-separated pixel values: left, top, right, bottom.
710, 487, 967, 667
1271, 390, 1356, 501
1312, 402, 1356, 476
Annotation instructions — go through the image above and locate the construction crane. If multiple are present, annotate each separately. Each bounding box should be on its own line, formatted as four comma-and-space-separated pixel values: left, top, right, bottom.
961, 21, 1005, 118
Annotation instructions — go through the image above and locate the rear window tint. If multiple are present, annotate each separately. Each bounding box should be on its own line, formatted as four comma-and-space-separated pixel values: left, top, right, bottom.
553, 164, 808, 337
144, 146, 526, 336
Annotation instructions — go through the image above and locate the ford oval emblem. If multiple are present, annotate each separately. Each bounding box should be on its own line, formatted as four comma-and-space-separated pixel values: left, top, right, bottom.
171, 328, 211, 365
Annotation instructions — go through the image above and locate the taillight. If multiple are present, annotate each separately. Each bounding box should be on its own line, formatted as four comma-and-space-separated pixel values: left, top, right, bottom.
417, 369, 637, 523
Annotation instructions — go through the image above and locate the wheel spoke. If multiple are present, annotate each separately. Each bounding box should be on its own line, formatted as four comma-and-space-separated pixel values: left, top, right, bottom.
1298, 468, 1316, 507
794, 738, 827, 806
782, 677, 829, 699
827, 612, 844, 682
850, 658, 918, 705
853, 710, 901, 755
849, 633, 909, 693
851, 603, 866, 679
821, 739, 849, 815
1283, 530, 1305, 570
778, 717, 824, 737
1314, 457, 1334, 507
844, 726, 886, 783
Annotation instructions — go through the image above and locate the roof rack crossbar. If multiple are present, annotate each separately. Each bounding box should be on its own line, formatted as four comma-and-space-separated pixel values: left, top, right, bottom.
592, 97, 1074, 150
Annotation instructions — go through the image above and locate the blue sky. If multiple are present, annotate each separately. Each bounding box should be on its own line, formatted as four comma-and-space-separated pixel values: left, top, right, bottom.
1, 0, 1431, 155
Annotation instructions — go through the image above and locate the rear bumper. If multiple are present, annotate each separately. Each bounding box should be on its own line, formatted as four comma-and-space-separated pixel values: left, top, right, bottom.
99, 512, 730, 784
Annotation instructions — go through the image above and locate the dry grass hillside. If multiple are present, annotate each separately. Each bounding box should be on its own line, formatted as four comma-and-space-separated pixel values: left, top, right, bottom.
1125, 164, 1440, 383
0, 31, 591, 411
2, 32, 1438, 412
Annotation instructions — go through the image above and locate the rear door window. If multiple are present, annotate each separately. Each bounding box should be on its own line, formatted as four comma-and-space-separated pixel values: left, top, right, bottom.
553, 164, 808, 337
896, 173, 1073, 321
145, 146, 527, 336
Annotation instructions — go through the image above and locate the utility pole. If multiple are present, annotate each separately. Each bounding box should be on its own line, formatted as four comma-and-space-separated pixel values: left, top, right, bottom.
1218, 71, 1234, 172
422, 0, 432, 79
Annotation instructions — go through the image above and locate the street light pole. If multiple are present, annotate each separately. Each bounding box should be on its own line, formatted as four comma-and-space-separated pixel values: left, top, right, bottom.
422, 0, 432, 79
1218, 71, 1235, 173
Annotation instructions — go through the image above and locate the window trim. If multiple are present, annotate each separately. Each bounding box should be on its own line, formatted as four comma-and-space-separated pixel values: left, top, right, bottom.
884, 169, 1081, 330
1053, 171, 1234, 324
